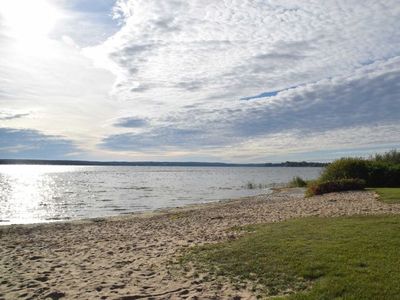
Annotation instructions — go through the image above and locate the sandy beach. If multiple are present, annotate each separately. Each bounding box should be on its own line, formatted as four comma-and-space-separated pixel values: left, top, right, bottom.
1, 188, 400, 300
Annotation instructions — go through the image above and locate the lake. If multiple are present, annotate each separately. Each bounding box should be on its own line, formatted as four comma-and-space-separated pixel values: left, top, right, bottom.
0, 165, 322, 224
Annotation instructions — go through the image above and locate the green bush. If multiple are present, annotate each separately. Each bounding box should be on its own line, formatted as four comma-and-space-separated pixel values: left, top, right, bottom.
320, 158, 369, 182
384, 164, 400, 187
288, 176, 308, 187
372, 149, 400, 164
366, 161, 390, 187
319, 155, 400, 188
307, 178, 366, 196
302, 150, 400, 197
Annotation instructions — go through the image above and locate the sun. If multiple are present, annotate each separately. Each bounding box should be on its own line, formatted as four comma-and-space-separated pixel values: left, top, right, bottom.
0, 0, 62, 40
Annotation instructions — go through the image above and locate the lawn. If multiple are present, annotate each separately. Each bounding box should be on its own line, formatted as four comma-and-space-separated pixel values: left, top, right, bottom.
371, 188, 400, 204
184, 216, 400, 299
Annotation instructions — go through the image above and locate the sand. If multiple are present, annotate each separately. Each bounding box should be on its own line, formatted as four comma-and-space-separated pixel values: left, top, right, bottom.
1, 188, 400, 300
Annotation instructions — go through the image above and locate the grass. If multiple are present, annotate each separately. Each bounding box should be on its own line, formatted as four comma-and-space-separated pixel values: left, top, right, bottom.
371, 188, 400, 204
287, 176, 308, 188
183, 215, 400, 299
245, 182, 269, 189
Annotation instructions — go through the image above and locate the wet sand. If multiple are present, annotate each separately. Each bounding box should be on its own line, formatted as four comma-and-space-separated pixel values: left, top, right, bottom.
1, 188, 400, 300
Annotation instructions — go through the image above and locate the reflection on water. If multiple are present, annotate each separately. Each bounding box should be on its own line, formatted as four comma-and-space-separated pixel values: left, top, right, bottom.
0, 166, 70, 224
0, 165, 322, 224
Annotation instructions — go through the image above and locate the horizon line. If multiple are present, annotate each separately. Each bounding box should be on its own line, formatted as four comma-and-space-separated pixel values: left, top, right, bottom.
0, 158, 328, 166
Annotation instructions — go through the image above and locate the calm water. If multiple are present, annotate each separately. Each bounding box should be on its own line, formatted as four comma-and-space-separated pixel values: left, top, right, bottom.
0, 165, 322, 224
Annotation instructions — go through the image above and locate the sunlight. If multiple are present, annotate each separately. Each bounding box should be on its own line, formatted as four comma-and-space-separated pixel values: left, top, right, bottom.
1, 0, 62, 40
0, 166, 61, 224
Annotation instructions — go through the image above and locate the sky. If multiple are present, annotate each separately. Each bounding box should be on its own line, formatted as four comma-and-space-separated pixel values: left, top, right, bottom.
0, 0, 399, 163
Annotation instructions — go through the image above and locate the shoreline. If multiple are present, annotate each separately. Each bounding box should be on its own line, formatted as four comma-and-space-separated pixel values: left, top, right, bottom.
0, 189, 275, 228
2, 188, 400, 299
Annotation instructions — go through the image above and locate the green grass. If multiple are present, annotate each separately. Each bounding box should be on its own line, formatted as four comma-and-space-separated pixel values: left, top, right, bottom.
183, 216, 400, 299
287, 176, 308, 188
371, 188, 400, 204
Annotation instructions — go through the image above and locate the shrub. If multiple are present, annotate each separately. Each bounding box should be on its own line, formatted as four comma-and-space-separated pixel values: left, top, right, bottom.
372, 149, 400, 165
365, 161, 400, 187
306, 178, 366, 196
366, 161, 390, 187
319, 155, 400, 187
383, 164, 400, 187
320, 158, 369, 182
288, 176, 307, 187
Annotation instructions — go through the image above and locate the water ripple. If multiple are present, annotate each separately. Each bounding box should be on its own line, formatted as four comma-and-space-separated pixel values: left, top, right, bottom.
0, 165, 322, 224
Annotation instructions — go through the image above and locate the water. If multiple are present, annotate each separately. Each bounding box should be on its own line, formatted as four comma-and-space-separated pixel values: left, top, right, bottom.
0, 165, 322, 224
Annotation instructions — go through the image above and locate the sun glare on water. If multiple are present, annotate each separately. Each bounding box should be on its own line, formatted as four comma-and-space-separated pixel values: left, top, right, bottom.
0, 166, 70, 224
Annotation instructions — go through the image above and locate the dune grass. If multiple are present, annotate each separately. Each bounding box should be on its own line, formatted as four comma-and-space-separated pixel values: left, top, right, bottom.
183, 216, 400, 299
372, 188, 400, 204
287, 176, 308, 188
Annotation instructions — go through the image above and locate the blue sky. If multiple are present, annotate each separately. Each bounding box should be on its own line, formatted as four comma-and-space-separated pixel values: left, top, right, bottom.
0, 0, 399, 162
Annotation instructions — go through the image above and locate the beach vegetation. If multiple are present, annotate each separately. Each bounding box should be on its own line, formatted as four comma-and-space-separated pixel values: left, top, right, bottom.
183, 215, 400, 299
320, 158, 400, 187
306, 178, 366, 196
319, 157, 369, 182
287, 176, 308, 188
305, 150, 400, 195
245, 182, 268, 189
371, 149, 400, 164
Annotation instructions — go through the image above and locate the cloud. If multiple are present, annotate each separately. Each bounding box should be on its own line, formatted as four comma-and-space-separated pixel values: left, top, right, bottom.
89, 0, 400, 102
0, 128, 80, 159
101, 57, 400, 157
113, 116, 148, 128
52, 0, 121, 46
102, 127, 206, 151
0, 111, 29, 121
0, 2, 117, 157
1, 0, 400, 161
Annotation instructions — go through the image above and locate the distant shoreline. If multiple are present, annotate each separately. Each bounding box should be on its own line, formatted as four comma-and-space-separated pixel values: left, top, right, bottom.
0, 159, 328, 167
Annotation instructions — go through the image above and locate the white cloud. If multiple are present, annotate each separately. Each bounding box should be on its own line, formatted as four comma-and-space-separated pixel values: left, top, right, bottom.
0, 110, 29, 121
0, 0, 118, 156
1, 0, 399, 161
89, 0, 400, 104
101, 56, 400, 160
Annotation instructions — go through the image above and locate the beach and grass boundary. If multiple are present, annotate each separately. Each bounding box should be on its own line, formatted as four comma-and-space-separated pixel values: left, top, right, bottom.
183, 215, 400, 299
371, 187, 400, 204
181, 150, 400, 299
2, 149, 400, 299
